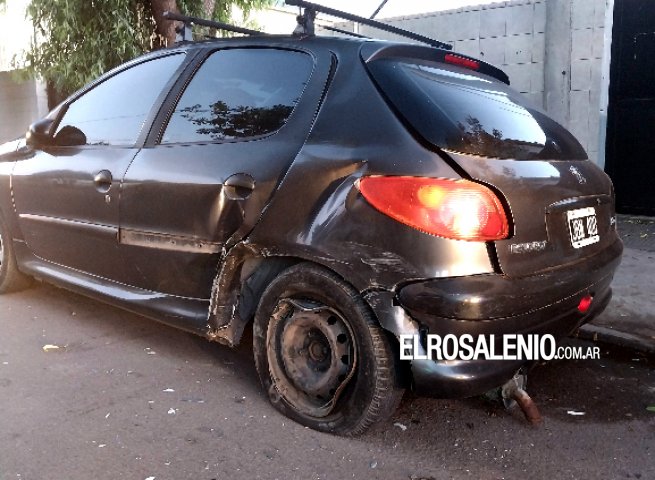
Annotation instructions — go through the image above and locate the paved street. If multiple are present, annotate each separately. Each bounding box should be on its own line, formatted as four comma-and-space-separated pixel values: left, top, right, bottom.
1, 283, 654, 480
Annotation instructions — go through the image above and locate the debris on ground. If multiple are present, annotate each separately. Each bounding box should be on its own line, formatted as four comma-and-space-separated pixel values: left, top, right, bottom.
42, 344, 62, 352
393, 422, 408, 431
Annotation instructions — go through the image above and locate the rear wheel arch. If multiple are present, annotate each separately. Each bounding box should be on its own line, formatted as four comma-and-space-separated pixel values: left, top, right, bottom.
207, 249, 400, 350
207, 250, 307, 346
251, 261, 405, 435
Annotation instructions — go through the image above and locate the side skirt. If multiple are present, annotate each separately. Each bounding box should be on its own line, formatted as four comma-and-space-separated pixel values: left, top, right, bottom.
13, 240, 211, 335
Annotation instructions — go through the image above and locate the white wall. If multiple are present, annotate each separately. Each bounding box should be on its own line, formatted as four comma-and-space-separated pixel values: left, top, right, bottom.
568, 0, 608, 163
326, 0, 610, 165
0, 0, 48, 142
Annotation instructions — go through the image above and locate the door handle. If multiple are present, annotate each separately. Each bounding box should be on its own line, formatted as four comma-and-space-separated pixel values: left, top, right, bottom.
223, 173, 255, 200
94, 170, 113, 193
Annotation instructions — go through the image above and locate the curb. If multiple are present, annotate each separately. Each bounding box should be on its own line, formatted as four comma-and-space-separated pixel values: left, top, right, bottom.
575, 324, 655, 356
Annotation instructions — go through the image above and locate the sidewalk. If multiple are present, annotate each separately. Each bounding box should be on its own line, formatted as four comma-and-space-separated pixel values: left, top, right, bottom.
576, 215, 655, 354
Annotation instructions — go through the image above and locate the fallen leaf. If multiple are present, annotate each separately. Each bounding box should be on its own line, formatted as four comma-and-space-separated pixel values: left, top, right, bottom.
647, 406, 655, 413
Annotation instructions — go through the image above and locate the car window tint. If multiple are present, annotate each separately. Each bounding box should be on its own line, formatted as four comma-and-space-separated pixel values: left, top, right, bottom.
161, 49, 312, 144
56, 54, 185, 146
368, 59, 587, 160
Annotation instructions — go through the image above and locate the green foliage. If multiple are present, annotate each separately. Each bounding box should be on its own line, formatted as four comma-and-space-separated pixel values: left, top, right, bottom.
20, 0, 272, 97
23, 0, 153, 96
179, 0, 272, 37
196, 0, 273, 23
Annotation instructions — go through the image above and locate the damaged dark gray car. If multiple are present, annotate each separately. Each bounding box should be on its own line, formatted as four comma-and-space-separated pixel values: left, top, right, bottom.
0, 2, 622, 435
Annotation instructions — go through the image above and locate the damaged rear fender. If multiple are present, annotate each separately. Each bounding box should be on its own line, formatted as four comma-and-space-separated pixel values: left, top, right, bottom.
205, 242, 414, 350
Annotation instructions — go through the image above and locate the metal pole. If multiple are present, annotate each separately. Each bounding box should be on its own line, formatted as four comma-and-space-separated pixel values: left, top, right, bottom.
285, 0, 451, 49
370, 0, 390, 19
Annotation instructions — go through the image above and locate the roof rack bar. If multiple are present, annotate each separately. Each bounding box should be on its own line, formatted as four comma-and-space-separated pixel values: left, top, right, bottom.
370, 0, 390, 19
322, 26, 370, 39
285, 0, 451, 50
163, 11, 268, 37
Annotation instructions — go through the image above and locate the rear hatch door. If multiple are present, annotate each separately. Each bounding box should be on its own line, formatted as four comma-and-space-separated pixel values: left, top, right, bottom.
364, 45, 619, 277
450, 154, 617, 277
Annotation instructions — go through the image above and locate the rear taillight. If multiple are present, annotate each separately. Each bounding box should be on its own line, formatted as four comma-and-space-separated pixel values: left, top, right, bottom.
358, 176, 509, 241
578, 295, 593, 313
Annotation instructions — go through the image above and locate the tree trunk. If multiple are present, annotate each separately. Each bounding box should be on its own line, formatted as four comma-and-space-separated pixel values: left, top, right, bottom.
151, 0, 179, 47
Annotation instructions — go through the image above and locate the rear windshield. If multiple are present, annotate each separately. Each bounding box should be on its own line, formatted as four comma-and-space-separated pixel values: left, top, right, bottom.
367, 59, 587, 160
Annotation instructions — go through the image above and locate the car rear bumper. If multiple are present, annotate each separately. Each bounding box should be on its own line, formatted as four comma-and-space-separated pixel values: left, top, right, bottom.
392, 238, 623, 398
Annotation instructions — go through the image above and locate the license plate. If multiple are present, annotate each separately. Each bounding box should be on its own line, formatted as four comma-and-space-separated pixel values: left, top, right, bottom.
567, 207, 600, 249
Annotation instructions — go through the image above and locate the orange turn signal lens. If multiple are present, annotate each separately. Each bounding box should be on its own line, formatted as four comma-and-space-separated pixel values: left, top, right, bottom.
358, 176, 509, 241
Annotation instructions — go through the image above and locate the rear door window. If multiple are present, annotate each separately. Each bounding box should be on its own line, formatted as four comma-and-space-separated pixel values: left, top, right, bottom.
367, 59, 587, 160
161, 49, 313, 144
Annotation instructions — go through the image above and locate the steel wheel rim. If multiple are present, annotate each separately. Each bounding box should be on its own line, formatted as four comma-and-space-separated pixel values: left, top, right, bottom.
266, 298, 357, 418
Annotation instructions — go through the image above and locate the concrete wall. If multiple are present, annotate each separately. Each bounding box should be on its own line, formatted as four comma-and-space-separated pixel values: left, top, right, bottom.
328, 0, 610, 165
0, 0, 48, 142
567, 0, 609, 164
357, 1, 547, 108
0, 73, 48, 142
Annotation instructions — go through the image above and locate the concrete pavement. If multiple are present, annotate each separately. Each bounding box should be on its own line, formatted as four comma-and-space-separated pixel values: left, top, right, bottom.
1, 283, 654, 479
577, 215, 655, 354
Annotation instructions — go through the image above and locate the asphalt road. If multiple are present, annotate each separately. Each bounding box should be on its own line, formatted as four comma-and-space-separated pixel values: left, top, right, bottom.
1, 283, 653, 480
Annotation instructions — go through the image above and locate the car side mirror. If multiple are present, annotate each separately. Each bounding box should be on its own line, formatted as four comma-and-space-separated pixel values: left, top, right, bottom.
54, 125, 87, 146
25, 118, 55, 148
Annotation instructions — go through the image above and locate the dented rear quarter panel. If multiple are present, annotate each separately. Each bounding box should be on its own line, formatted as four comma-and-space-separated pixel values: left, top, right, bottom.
246, 42, 496, 293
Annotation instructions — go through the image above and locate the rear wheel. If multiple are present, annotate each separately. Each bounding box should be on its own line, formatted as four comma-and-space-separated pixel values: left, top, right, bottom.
0, 218, 31, 293
253, 263, 404, 435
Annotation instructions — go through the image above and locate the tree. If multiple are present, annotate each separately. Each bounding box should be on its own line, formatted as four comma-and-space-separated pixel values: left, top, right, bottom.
20, 0, 272, 99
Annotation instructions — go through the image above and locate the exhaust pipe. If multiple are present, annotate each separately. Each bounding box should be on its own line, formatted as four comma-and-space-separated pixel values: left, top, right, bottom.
501, 371, 543, 426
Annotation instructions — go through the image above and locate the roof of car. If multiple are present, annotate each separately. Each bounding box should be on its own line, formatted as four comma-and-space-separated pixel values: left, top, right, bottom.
140, 6, 506, 84
153, 34, 510, 85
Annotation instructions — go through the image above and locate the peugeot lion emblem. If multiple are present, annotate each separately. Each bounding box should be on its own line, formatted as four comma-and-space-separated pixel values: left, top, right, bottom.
569, 166, 587, 184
